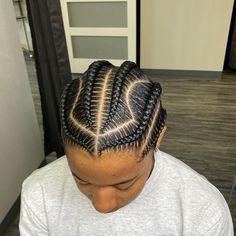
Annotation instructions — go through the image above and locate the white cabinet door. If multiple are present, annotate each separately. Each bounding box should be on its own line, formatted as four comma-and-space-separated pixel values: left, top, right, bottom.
60, 0, 136, 73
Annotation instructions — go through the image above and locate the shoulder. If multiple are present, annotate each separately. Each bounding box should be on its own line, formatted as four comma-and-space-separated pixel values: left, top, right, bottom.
157, 150, 206, 178
156, 151, 234, 233
196, 197, 234, 235
156, 150, 229, 211
157, 150, 217, 190
22, 155, 69, 195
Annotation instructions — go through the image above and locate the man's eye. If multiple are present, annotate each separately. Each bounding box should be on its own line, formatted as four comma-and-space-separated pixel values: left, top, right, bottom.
116, 185, 130, 190
115, 182, 133, 190
73, 178, 88, 185
115, 178, 137, 190
78, 181, 88, 185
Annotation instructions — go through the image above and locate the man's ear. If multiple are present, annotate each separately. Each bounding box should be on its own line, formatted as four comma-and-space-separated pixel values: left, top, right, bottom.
155, 126, 167, 150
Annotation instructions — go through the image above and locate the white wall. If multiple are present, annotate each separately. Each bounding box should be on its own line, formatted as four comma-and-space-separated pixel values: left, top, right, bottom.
0, 0, 44, 223
141, 0, 234, 71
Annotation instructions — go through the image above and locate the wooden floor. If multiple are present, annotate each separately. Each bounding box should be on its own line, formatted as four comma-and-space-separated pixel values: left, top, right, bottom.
152, 73, 236, 190
3, 61, 236, 234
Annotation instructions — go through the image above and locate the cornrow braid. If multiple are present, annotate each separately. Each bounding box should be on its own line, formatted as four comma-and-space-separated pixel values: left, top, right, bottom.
140, 106, 167, 160
60, 79, 77, 135
83, 60, 112, 132
61, 78, 97, 154
61, 79, 86, 149
101, 61, 137, 132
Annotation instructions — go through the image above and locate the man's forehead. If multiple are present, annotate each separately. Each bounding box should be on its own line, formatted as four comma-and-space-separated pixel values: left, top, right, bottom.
66, 145, 141, 163
67, 149, 142, 172
65, 146, 145, 183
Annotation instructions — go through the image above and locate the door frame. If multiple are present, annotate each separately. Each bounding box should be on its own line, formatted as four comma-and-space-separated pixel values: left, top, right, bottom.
60, 0, 140, 73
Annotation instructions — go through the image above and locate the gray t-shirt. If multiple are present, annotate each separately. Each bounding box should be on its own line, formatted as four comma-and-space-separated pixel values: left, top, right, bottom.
19, 150, 234, 235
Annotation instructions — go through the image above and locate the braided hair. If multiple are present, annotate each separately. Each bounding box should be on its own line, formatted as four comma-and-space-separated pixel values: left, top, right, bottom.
61, 60, 167, 160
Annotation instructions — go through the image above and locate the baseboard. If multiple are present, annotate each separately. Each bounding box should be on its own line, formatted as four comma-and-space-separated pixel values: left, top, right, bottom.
142, 69, 222, 78
0, 159, 46, 235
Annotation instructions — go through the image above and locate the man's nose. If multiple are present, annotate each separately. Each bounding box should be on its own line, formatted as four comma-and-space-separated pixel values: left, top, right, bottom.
91, 186, 118, 213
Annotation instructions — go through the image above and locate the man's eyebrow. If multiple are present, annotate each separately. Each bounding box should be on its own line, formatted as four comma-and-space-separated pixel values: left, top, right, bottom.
71, 172, 138, 186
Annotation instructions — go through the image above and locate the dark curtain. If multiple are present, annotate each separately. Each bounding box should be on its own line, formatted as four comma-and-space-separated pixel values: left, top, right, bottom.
229, 18, 236, 69
26, 0, 72, 157
225, 0, 236, 69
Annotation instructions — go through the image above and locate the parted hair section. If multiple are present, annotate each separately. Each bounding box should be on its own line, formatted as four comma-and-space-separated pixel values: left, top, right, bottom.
60, 60, 167, 160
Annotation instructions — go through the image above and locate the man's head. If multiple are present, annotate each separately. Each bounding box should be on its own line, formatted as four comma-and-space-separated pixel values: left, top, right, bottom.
60, 60, 167, 213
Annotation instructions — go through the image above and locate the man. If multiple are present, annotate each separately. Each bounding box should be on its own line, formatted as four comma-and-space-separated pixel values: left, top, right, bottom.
19, 61, 234, 235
